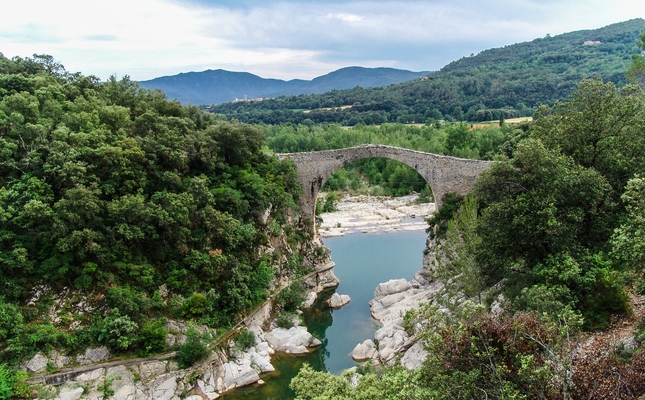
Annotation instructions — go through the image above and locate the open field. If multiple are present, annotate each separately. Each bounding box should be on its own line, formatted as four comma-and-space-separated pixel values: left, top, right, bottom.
339, 116, 533, 129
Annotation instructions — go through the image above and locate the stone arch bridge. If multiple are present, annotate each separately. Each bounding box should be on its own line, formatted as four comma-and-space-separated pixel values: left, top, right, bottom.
278, 144, 492, 233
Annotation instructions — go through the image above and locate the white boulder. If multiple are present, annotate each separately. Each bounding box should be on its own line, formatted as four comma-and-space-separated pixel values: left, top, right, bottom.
264, 326, 320, 354
301, 292, 317, 308
326, 293, 351, 309
351, 340, 377, 362
401, 341, 429, 370
24, 352, 48, 373
373, 279, 411, 301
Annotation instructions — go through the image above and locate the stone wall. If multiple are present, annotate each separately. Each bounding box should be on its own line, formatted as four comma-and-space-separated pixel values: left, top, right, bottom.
278, 144, 491, 232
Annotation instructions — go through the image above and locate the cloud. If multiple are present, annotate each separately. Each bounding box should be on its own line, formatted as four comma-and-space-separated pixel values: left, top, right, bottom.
326, 13, 364, 23
2, 0, 644, 81
84, 35, 120, 42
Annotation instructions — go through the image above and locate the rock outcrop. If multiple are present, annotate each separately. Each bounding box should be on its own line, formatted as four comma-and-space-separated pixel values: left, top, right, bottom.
326, 293, 351, 309
301, 291, 318, 308
43, 320, 324, 400
364, 236, 444, 368
263, 326, 322, 354
351, 339, 378, 362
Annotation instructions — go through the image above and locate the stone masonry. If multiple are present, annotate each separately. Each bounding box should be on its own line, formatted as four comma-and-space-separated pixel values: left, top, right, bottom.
277, 144, 492, 233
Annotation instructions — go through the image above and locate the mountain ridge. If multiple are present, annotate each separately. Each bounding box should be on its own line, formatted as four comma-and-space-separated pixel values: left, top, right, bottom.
138, 66, 430, 105
206, 18, 645, 126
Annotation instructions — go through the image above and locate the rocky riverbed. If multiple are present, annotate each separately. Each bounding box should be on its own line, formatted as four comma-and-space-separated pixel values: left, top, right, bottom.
356, 254, 444, 369
318, 194, 445, 370
317, 193, 435, 237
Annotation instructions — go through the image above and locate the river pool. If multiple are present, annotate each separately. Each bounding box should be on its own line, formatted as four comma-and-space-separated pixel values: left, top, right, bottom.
222, 229, 428, 399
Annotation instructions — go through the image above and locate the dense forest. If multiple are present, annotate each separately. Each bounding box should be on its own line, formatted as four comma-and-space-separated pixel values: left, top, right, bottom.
206, 19, 644, 126
0, 53, 313, 392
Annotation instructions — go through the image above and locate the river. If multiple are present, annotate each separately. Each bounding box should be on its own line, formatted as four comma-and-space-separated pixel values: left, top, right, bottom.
222, 228, 428, 400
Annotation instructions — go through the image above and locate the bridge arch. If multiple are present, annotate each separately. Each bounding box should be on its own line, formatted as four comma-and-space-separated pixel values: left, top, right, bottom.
277, 144, 491, 234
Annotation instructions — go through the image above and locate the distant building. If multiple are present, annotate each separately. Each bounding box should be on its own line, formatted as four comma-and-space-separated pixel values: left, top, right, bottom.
583, 40, 602, 45
232, 95, 265, 103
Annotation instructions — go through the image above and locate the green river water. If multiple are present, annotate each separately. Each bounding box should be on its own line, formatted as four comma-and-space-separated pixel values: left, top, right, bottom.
222, 229, 428, 399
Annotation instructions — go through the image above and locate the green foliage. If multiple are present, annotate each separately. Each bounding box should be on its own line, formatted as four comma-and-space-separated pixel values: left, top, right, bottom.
316, 191, 339, 214
433, 196, 486, 305
97, 374, 121, 397
472, 137, 633, 327
275, 312, 298, 329
0, 364, 14, 400
182, 293, 209, 318
530, 78, 645, 197
138, 319, 167, 356
0, 53, 306, 358
628, 24, 645, 88
466, 76, 645, 331
0, 298, 24, 342
2, 323, 69, 363
634, 317, 645, 344
98, 309, 139, 352
425, 193, 463, 239
290, 362, 441, 399
404, 303, 581, 399
106, 286, 150, 319
276, 282, 306, 312
177, 328, 210, 368
612, 176, 645, 274
235, 329, 256, 350
0, 365, 28, 400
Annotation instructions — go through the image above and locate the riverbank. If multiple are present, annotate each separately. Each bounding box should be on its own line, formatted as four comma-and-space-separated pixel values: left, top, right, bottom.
317, 193, 434, 237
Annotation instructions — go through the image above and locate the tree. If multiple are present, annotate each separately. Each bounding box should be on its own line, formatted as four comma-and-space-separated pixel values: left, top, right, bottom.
612, 176, 645, 274
474, 139, 628, 327
628, 25, 645, 88
433, 196, 485, 305
530, 78, 645, 196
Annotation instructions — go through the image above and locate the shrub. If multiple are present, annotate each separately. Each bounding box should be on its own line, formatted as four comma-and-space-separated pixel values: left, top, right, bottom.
182, 293, 208, 318
138, 319, 168, 356
4, 323, 69, 362
635, 318, 645, 344
275, 312, 298, 329
177, 328, 210, 368
98, 309, 139, 352
235, 329, 255, 350
0, 299, 24, 342
276, 282, 306, 312
573, 344, 645, 398
0, 364, 14, 400
425, 192, 463, 239
106, 286, 149, 319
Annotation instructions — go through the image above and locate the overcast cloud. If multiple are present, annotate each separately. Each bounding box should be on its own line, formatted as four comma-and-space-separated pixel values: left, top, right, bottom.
2, 0, 645, 81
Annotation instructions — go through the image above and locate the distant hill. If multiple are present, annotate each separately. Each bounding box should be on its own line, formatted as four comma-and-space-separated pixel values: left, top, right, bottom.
207, 18, 645, 125
138, 67, 430, 105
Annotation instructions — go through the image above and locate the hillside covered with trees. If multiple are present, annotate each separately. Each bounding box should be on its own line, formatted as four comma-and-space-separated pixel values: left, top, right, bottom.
0, 53, 313, 386
207, 19, 644, 126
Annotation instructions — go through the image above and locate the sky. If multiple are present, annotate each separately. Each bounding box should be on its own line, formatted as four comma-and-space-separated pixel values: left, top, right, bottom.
2, 0, 645, 82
